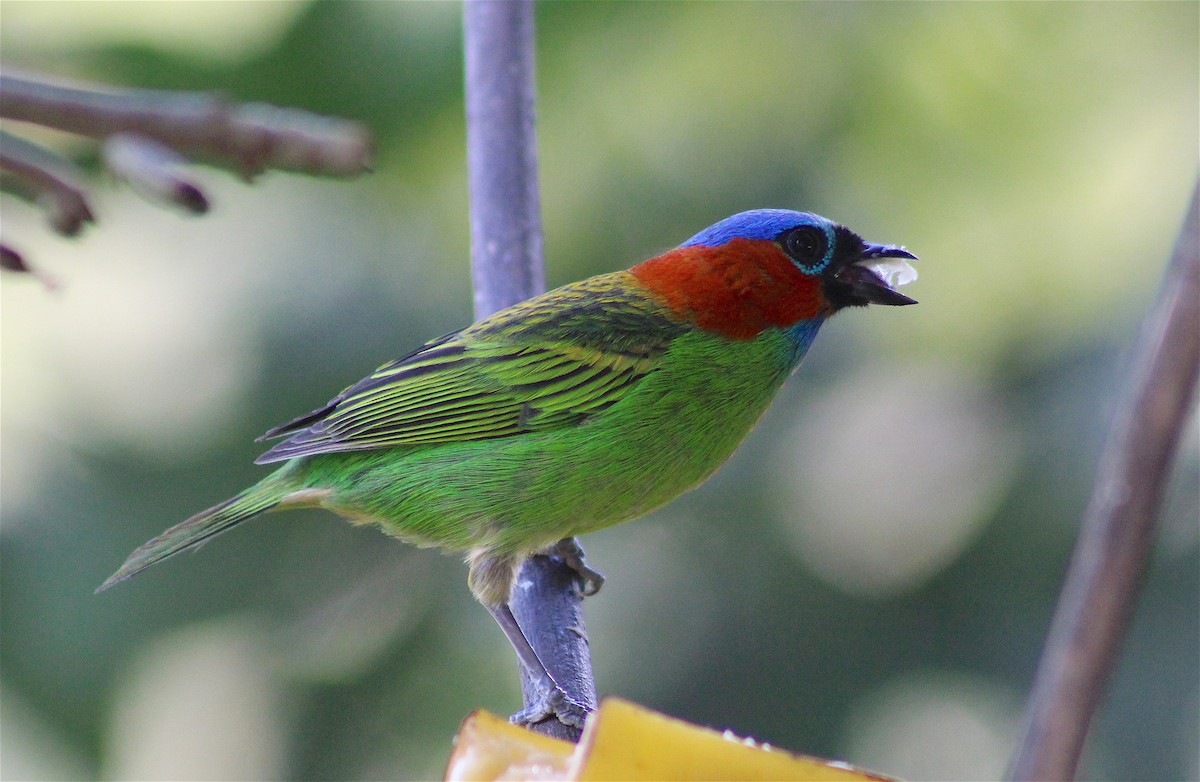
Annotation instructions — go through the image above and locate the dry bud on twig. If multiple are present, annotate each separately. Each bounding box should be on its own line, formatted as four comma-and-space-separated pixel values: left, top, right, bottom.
1, 242, 60, 291
103, 133, 209, 214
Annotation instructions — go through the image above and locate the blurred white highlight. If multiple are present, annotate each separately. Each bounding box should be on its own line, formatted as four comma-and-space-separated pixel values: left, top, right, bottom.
105, 619, 285, 781
842, 672, 1023, 781
772, 361, 1018, 597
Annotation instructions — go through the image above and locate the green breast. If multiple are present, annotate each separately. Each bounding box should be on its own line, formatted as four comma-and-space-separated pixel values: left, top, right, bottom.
302, 328, 806, 555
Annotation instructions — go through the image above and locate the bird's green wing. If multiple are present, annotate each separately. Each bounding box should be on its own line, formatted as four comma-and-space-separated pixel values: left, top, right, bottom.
255, 273, 687, 464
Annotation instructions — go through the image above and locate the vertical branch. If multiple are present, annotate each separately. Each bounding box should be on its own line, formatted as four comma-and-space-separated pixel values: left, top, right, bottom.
463, 0, 597, 741
464, 0, 544, 314
1008, 181, 1200, 781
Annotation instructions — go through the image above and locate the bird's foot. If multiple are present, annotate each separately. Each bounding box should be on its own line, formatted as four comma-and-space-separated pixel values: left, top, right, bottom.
509, 685, 591, 729
552, 537, 605, 596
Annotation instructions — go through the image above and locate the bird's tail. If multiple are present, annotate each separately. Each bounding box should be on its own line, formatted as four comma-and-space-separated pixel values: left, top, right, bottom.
97, 469, 304, 592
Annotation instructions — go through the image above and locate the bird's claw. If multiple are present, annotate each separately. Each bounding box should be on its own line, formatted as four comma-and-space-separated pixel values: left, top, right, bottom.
509, 685, 591, 729
552, 537, 605, 596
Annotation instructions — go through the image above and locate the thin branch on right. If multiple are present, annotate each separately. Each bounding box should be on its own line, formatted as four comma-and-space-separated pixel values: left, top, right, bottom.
1008, 181, 1200, 781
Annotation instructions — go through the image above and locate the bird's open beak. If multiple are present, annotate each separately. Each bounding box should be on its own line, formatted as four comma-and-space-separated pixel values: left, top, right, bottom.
836, 243, 919, 306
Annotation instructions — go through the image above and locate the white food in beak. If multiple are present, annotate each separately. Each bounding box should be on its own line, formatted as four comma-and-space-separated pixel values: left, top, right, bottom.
860, 256, 918, 289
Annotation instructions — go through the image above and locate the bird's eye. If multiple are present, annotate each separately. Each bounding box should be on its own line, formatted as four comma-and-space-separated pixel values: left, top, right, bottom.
783, 226, 828, 269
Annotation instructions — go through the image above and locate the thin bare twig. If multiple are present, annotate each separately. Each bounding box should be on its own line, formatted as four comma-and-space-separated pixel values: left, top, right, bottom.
1008, 180, 1200, 781
0, 128, 94, 235
463, 0, 597, 742
0, 73, 372, 179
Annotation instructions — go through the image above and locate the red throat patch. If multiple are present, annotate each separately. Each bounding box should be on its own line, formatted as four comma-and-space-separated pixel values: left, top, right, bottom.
629, 238, 828, 339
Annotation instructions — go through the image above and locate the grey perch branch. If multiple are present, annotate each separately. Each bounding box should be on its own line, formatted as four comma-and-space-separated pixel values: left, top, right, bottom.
463, 0, 598, 742
1008, 180, 1200, 781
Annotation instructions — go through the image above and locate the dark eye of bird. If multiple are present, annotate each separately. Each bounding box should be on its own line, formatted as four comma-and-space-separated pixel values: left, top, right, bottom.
783, 226, 828, 267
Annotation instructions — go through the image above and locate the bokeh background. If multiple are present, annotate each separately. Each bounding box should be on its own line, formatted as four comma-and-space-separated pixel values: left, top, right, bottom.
2, 2, 1197, 780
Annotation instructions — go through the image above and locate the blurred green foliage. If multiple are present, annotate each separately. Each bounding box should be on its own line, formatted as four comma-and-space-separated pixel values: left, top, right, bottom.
1, 2, 1196, 780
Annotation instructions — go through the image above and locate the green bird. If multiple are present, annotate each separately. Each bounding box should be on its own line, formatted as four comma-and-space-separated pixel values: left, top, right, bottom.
101, 209, 917, 726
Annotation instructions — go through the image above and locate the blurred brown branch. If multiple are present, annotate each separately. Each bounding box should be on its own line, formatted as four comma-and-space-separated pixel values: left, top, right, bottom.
1008, 180, 1200, 781
0, 71, 373, 280
0, 127, 95, 234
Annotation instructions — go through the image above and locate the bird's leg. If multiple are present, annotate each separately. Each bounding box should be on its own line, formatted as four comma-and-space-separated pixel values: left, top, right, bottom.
487, 602, 590, 728
550, 537, 605, 596
469, 549, 590, 728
